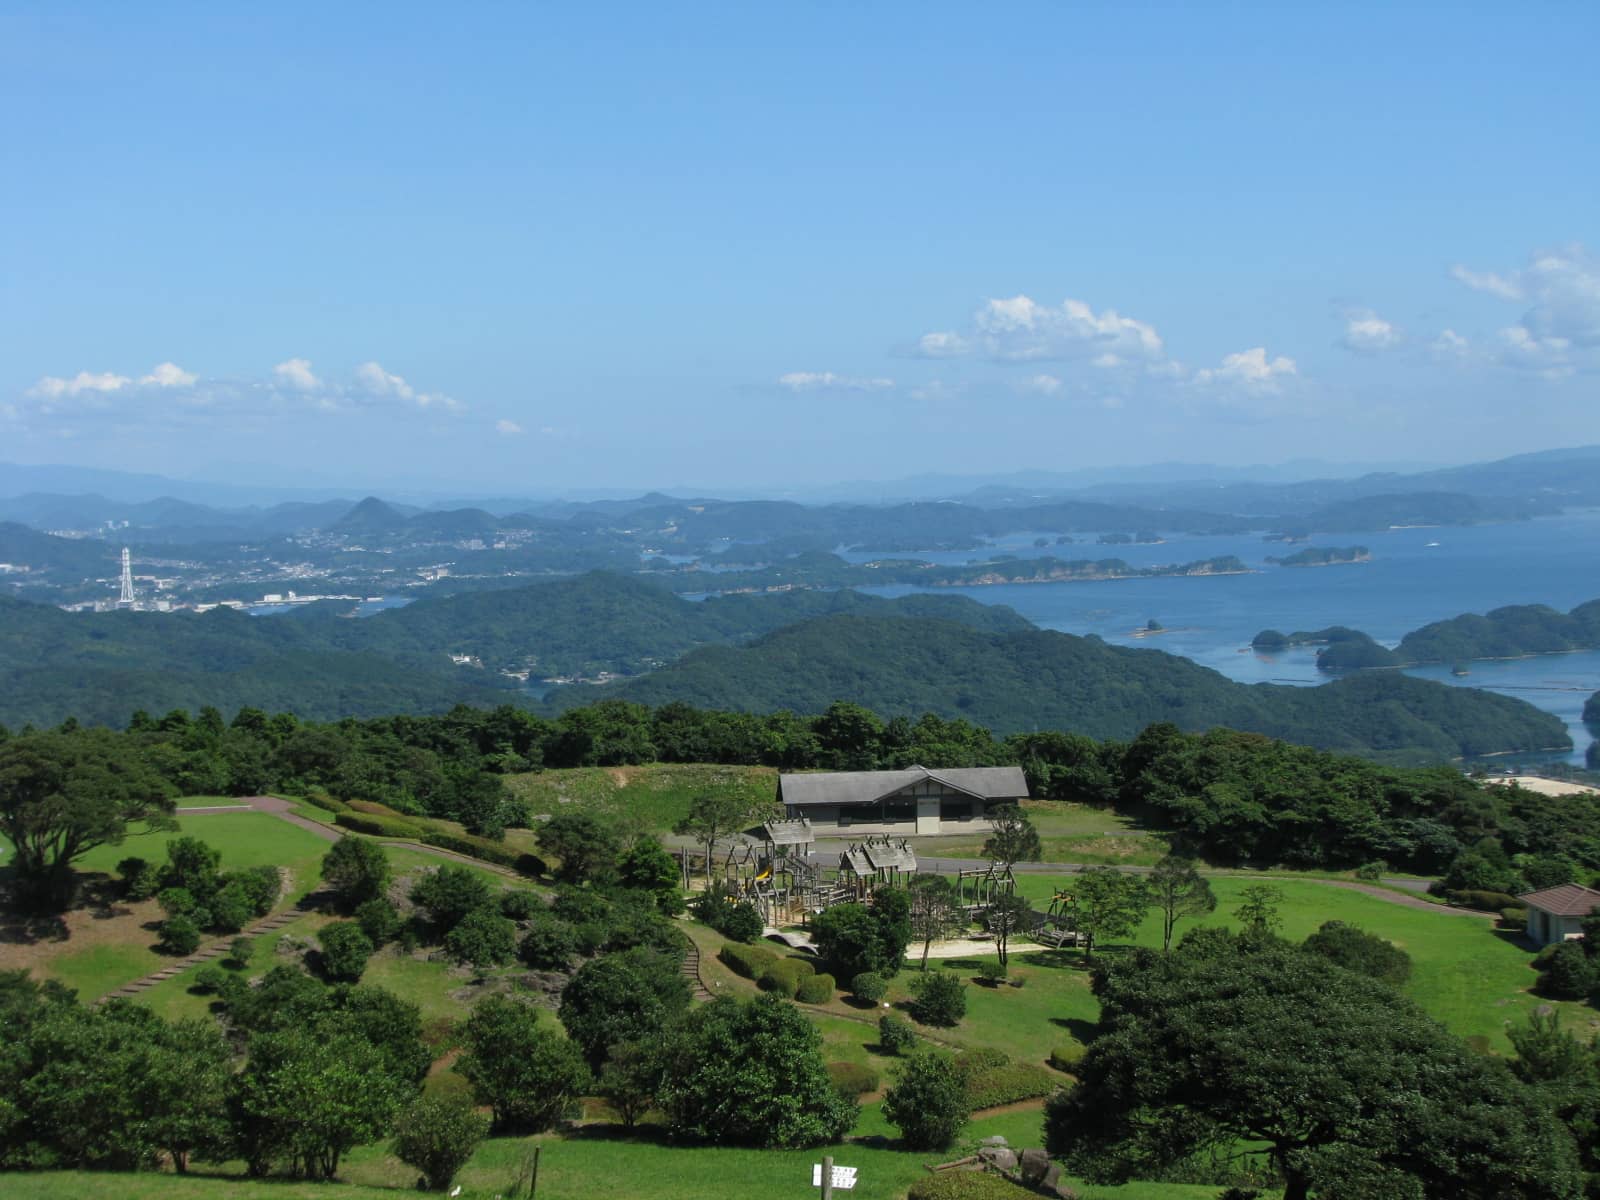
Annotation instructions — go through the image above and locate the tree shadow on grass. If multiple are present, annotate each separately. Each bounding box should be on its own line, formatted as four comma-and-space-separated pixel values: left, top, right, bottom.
1049, 1017, 1100, 1044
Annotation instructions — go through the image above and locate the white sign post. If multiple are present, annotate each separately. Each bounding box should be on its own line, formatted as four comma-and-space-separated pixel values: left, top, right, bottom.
812, 1156, 858, 1196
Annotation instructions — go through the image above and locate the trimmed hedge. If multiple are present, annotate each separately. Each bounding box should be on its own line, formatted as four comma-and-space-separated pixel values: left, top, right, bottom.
826, 1061, 880, 1098
720, 942, 779, 980
795, 972, 836, 1005
908, 1174, 1032, 1200
758, 957, 816, 999
347, 798, 414, 818
1499, 907, 1527, 931
1451, 889, 1523, 912
302, 790, 351, 815
1048, 1042, 1086, 1072
334, 811, 426, 839
955, 1049, 1058, 1110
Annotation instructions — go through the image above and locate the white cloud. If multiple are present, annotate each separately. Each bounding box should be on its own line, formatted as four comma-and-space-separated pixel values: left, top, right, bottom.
1340, 310, 1402, 354
777, 371, 895, 392
495, 419, 525, 435
139, 362, 197, 387
1193, 347, 1298, 390
1018, 373, 1063, 395
1450, 264, 1523, 300
1432, 329, 1469, 356
30, 370, 131, 399
915, 331, 970, 358
356, 360, 459, 409
273, 358, 320, 390
1498, 325, 1574, 379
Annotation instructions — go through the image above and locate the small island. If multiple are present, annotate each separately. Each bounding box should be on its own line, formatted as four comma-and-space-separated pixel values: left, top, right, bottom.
1265, 545, 1370, 568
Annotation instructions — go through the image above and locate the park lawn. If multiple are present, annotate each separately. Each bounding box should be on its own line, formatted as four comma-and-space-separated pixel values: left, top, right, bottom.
1013, 873, 1587, 1052
135, 909, 333, 1022
76, 810, 333, 903
173, 794, 251, 808
927, 800, 1171, 865
505, 762, 778, 839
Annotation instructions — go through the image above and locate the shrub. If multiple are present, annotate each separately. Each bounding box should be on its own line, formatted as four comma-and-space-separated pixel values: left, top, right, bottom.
392, 1094, 490, 1192
192, 965, 227, 994
960, 1058, 1057, 1109
333, 811, 426, 839
409, 866, 494, 933
319, 921, 375, 982
347, 798, 411, 818
500, 890, 542, 920
158, 886, 198, 917
720, 942, 779, 980
758, 958, 815, 999
720, 902, 765, 943
421, 830, 527, 871
1540, 941, 1595, 1000
445, 908, 518, 968
878, 1013, 918, 1056
976, 961, 1008, 987
1354, 861, 1385, 881
689, 884, 763, 942
851, 971, 888, 1004
227, 936, 254, 969
159, 914, 202, 956
301, 789, 350, 815
1500, 907, 1528, 931
227, 865, 283, 916
883, 1050, 968, 1151
321, 836, 393, 908
1049, 1042, 1086, 1072
907, 1177, 1030, 1200
356, 897, 403, 946
796, 972, 836, 1005
1301, 921, 1412, 986
826, 1060, 880, 1098
909, 970, 966, 1027
208, 884, 254, 934
520, 915, 581, 971
1451, 889, 1522, 912
117, 856, 158, 899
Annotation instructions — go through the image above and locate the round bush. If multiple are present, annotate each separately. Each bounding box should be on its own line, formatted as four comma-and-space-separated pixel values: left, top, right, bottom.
851, 971, 888, 1004
117, 856, 158, 900
319, 920, 375, 982
445, 908, 518, 968
192, 965, 227, 994
878, 1013, 918, 1056
796, 972, 836, 1005
227, 936, 254, 969
758, 959, 811, 998
159, 914, 202, 956
356, 896, 403, 946
1049, 1042, 1086, 1072
520, 915, 580, 971
909, 971, 966, 1027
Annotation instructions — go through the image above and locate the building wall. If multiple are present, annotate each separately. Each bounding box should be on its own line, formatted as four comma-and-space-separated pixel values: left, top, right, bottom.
787, 780, 1006, 837
1527, 906, 1589, 947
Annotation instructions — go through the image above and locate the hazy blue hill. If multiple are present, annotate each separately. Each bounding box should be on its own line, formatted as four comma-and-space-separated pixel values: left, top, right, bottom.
327, 496, 410, 533
0, 522, 118, 576
545, 613, 1567, 761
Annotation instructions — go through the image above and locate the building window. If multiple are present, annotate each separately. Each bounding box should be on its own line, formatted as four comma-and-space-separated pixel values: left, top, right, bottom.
882, 795, 917, 821
940, 797, 972, 820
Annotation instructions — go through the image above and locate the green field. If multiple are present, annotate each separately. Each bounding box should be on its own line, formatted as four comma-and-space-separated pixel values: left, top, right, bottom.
925, 799, 1171, 865
505, 762, 778, 840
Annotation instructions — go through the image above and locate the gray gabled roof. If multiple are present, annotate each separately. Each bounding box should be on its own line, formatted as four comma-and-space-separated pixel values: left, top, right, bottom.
779, 765, 1028, 808
760, 818, 816, 846
1520, 883, 1600, 917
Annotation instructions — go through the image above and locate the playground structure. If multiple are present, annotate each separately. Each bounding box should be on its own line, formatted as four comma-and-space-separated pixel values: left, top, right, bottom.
1030, 888, 1085, 948
681, 823, 1045, 946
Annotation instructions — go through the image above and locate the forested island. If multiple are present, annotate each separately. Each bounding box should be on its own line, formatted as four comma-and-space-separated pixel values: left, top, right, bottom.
1264, 545, 1369, 567
1256, 598, 1600, 672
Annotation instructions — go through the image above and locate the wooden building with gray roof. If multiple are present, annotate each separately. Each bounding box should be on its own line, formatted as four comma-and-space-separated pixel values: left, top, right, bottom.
777, 765, 1028, 837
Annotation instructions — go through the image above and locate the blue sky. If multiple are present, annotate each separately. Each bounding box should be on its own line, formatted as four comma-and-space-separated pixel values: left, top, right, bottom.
2, 3, 1597, 492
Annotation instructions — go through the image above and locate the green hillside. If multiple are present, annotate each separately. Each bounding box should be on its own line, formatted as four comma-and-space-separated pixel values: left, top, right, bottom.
1314, 598, 1600, 671
546, 613, 1569, 760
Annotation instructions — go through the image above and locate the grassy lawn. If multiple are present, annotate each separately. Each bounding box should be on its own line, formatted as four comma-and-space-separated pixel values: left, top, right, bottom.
505, 763, 778, 840
926, 799, 1171, 865
173, 795, 252, 808
1013, 872, 1581, 1052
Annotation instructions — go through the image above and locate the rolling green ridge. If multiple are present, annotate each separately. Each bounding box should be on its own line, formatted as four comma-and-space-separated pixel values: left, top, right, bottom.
1308, 598, 1600, 672
544, 613, 1569, 760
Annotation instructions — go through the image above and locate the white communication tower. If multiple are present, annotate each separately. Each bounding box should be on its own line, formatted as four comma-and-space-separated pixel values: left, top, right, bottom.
118, 547, 135, 607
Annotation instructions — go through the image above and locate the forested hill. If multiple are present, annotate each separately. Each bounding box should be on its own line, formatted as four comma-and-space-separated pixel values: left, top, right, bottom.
1311, 598, 1600, 671
0, 594, 515, 729
543, 613, 1569, 762
0, 580, 1030, 727
314, 571, 1033, 677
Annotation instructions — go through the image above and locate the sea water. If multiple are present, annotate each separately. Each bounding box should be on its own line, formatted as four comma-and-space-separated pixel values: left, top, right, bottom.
860, 508, 1600, 763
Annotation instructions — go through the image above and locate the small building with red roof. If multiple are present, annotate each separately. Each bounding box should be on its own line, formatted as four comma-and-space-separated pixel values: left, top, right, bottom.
1519, 883, 1600, 947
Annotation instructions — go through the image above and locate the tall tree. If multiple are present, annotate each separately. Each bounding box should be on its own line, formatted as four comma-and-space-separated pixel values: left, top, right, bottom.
673, 790, 760, 884
1234, 882, 1285, 937
1146, 855, 1216, 952
907, 874, 961, 970
0, 730, 175, 909
981, 803, 1043, 870
983, 891, 1034, 968
1046, 932, 1582, 1200
1066, 867, 1150, 964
